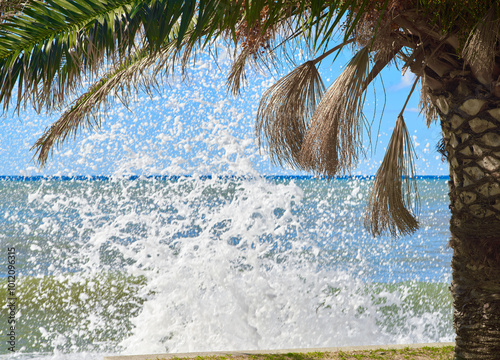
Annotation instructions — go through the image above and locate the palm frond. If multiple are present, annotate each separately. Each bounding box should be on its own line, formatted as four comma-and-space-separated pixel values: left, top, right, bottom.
31, 52, 146, 167
300, 46, 370, 177
420, 75, 439, 126
462, 5, 500, 84
226, 49, 251, 96
255, 60, 325, 168
364, 76, 421, 237
364, 114, 419, 237
0, 0, 210, 114
0, 0, 142, 113
31, 19, 198, 166
0, 0, 28, 22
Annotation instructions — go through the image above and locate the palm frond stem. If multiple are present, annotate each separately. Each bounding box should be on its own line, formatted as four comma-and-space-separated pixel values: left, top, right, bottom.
311, 38, 356, 65
363, 45, 402, 90
399, 75, 420, 116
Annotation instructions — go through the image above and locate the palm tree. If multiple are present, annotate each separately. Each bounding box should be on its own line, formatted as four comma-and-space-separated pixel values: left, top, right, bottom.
1, 0, 499, 358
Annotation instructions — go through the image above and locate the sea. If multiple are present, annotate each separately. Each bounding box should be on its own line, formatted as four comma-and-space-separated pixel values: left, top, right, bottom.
0, 174, 454, 360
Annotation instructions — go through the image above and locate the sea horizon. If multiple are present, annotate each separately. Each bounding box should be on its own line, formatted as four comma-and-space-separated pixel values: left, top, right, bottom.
0, 174, 451, 181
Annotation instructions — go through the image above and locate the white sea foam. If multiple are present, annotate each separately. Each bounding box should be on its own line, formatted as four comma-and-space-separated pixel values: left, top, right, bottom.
6, 174, 452, 359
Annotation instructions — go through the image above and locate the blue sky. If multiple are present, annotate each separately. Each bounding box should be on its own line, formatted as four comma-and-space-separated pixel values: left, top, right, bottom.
0, 45, 447, 176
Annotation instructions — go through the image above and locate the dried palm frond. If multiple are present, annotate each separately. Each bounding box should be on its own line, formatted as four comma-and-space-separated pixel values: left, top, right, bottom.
256, 60, 325, 168
300, 46, 370, 177
419, 75, 439, 126
462, 5, 500, 84
364, 114, 419, 237
227, 14, 298, 96
233, 3, 273, 57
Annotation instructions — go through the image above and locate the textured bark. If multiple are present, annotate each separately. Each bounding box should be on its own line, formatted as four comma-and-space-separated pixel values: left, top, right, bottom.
431, 71, 500, 359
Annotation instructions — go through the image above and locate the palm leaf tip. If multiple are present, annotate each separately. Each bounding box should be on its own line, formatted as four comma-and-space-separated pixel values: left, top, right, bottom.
364, 115, 420, 237
256, 60, 325, 168
226, 49, 250, 96
300, 47, 370, 178
31, 124, 61, 167
31, 83, 105, 167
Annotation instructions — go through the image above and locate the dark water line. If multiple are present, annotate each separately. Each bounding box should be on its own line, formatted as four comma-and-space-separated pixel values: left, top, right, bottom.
0, 175, 450, 182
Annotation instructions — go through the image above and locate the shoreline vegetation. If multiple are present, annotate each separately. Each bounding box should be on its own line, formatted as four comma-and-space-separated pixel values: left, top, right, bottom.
156, 347, 455, 360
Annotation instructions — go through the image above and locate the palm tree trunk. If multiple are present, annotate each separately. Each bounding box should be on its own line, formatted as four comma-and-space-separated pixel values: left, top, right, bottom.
433, 72, 500, 359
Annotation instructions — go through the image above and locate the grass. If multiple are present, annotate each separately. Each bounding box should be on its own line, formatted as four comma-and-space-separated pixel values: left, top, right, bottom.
151, 346, 454, 360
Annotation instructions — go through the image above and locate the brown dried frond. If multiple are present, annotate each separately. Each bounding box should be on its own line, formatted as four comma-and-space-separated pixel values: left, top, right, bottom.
226, 2, 283, 95
462, 5, 500, 84
300, 47, 370, 177
365, 115, 419, 237
419, 77, 439, 126
256, 60, 325, 168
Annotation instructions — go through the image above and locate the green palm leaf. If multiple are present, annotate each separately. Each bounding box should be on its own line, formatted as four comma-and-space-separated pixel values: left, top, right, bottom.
0, 0, 142, 112
32, 18, 198, 166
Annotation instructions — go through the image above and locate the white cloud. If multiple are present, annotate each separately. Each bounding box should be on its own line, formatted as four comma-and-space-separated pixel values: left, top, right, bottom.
390, 72, 416, 91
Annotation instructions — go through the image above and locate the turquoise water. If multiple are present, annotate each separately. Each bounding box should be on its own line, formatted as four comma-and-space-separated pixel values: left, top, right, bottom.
0, 175, 453, 359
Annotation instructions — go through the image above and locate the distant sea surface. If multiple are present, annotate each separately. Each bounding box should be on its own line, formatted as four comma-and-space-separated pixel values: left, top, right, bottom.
0, 175, 453, 360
